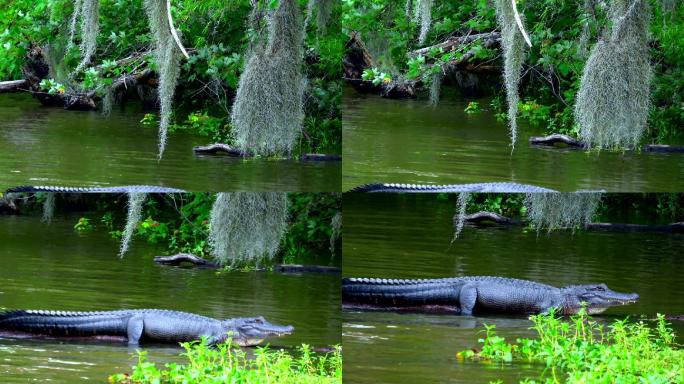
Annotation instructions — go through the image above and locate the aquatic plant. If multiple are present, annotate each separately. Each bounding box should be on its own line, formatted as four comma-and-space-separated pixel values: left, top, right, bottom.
143, 0, 183, 159
230, 0, 305, 156
209, 192, 289, 266
460, 310, 683, 383
110, 341, 342, 384
524, 192, 602, 232
119, 192, 146, 257
575, 0, 652, 149
452, 192, 470, 240
42, 193, 55, 224
494, 0, 530, 149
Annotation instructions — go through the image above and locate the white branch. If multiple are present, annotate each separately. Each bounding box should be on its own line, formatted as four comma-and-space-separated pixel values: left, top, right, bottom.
166, 0, 190, 59
511, 0, 532, 47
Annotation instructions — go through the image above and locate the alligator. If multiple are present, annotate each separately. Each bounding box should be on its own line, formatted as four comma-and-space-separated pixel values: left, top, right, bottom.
0, 309, 293, 346
5, 185, 186, 193
348, 183, 557, 193
343, 277, 639, 315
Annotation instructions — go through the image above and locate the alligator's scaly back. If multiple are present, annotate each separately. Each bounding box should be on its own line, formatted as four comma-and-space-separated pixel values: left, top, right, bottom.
348, 183, 557, 193
5, 185, 186, 193
343, 277, 638, 315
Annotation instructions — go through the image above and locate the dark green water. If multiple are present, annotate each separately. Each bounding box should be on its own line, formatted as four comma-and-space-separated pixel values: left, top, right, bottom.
343, 87, 684, 192
0, 214, 341, 382
0, 94, 340, 192
342, 193, 684, 383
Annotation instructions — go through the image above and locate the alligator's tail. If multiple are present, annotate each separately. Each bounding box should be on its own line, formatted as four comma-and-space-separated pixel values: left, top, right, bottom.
342, 277, 460, 307
5, 185, 186, 193
0, 310, 128, 337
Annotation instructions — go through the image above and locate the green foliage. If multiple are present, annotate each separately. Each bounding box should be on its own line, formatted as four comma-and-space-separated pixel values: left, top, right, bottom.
109, 340, 342, 384
461, 310, 684, 383
281, 193, 341, 263
361, 67, 392, 85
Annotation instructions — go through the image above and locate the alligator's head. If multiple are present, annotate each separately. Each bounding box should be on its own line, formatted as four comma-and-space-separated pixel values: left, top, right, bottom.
561, 283, 639, 314
222, 316, 294, 346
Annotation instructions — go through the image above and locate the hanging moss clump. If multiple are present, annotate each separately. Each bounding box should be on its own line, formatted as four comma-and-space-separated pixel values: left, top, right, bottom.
330, 211, 342, 255
524, 192, 602, 232
413, 0, 433, 45
429, 71, 443, 106
143, 0, 182, 159
42, 193, 56, 224
452, 192, 470, 240
230, 0, 306, 156
494, 0, 529, 149
574, 0, 652, 149
306, 0, 334, 34
119, 193, 146, 257
209, 193, 289, 266
68, 0, 100, 73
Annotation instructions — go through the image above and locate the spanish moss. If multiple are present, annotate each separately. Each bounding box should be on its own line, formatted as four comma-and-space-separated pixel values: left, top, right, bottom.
74, 0, 100, 74
306, 0, 334, 34
524, 192, 602, 232
429, 71, 443, 106
209, 192, 289, 266
144, 0, 182, 159
230, 0, 305, 156
574, 0, 652, 149
452, 192, 470, 241
42, 193, 55, 224
415, 0, 433, 45
119, 192, 146, 258
330, 211, 342, 255
494, 0, 528, 149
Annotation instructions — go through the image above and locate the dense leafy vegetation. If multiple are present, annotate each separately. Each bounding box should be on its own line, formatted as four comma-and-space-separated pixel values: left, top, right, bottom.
28, 192, 341, 266
109, 341, 342, 384
0, 0, 342, 155
459, 310, 684, 383
343, 0, 684, 146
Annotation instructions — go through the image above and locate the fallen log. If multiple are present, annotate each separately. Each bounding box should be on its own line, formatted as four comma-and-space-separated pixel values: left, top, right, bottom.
193, 144, 251, 157
529, 134, 586, 148
409, 32, 501, 59
0, 79, 28, 93
642, 144, 684, 153
153, 253, 219, 268
459, 211, 523, 225
154, 253, 341, 273
193, 144, 341, 161
586, 222, 684, 233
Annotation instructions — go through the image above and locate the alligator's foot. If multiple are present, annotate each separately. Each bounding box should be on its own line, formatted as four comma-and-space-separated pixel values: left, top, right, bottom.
349, 182, 557, 193
529, 134, 586, 148
5, 185, 186, 194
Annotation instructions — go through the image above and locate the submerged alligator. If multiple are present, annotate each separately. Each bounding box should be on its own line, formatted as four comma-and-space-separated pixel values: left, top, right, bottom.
0, 309, 293, 346
343, 277, 639, 315
348, 183, 557, 193
5, 185, 186, 193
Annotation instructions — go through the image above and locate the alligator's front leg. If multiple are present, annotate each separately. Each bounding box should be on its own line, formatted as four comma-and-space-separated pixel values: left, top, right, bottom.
126, 315, 144, 345
458, 285, 478, 315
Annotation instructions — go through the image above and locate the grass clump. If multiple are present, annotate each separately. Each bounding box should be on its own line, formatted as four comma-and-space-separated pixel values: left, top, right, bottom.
109, 341, 342, 384
460, 309, 683, 383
